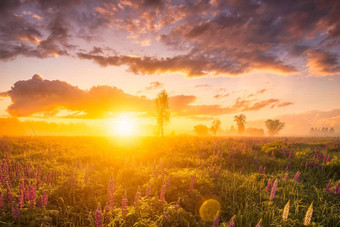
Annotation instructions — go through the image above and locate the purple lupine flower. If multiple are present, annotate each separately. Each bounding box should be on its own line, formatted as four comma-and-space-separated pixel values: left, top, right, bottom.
145, 182, 151, 198
269, 179, 278, 200
326, 180, 332, 191
305, 162, 308, 168
41, 191, 48, 207
104, 204, 111, 224
134, 187, 141, 207
213, 211, 219, 227
174, 199, 180, 210
159, 184, 167, 203
228, 216, 236, 227
6, 188, 13, 204
294, 171, 300, 182
18, 191, 24, 208
95, 203, 103, 227
189, 174, 196, 192
121, 191, 128, 216
259, 166, 263, 174
107, 176, 114, 207
29, 184, 36, 208
0, 191, 5, 212
333, 183, 339, 194
326, 155, 330, 163
266, 179, 273, 192
12, 203, 20, 219
323, 154, 327, 163
288, 151, 291, 160
262, 167, 266, 174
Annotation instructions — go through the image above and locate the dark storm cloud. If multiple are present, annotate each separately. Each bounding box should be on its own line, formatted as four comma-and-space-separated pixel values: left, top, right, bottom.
1, 75, 293, 118
1, 0, 339, 76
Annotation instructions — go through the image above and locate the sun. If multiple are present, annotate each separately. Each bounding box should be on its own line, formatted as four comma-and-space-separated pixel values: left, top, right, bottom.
113, 114, 136, 136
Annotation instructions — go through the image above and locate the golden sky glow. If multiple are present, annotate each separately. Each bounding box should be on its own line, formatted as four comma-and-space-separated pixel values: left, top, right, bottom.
0, 0, 340, 136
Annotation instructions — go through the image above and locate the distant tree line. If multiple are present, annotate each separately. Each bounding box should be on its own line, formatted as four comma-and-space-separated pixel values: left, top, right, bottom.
193, 114, 285, 136
310, 127, 335, 136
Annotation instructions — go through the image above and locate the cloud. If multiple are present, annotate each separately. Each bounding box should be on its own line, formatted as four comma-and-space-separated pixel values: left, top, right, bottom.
307, 49, 340, 75
1, 0, 339, 76
145, 81, 162, 90
2, 75, 293, 118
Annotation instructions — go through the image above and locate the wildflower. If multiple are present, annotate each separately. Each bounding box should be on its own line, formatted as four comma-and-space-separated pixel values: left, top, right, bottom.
270, 179, 278, 200
285, 172, 289, 181
262, 167, 266, 174
213, 211, 219, 227
0, 191, 5, 211
228, 215, 236, 227
159, 184, 167, 202
134, 187, 141, 207
107, 176, 114, 207
29, 184, 36, 208
174, 198, 180, 210
145, 182, 151, 198
41, 191, 48, 207
304, 202, 313, 226
121, 191, 128, 216
12, 203, 20, 219
266, 179, 273, 192
255, 218, 263, 227
288, 151, 291, 160
259, 166, 263, 174
294, 171, 300, 182
95, 203, 103, 227
189, 174, 196, 192
104, 204, 111, 224
326, 180, 331, 191
7, 188, 13, 204
282, 200, 290, 221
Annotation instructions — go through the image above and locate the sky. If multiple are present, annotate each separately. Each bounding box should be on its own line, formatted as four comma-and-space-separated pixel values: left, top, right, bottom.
0, 0, 340, 136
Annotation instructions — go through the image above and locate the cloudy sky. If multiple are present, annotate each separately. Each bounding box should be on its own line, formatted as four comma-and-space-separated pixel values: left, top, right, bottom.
0, 0, 340, 135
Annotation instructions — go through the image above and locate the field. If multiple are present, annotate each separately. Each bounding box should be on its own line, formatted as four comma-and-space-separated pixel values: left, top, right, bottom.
0, 136, 339, 226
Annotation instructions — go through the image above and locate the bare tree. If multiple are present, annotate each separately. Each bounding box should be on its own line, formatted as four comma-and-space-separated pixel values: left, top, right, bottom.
210, 119, 221, 135
265, 119, 285, 136
234, 114, 246, 134
155, 90, 170, 137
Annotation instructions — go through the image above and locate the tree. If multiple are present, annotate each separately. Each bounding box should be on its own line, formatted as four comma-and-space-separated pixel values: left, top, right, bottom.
210, 119, 221, 135
234, 114, 246, 134
194, 124, 209, 136
155, 90, 170, 137
265, 119, 285, 136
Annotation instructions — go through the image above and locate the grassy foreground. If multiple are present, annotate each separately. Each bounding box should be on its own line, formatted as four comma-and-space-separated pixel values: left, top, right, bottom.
0, 136, 339, 226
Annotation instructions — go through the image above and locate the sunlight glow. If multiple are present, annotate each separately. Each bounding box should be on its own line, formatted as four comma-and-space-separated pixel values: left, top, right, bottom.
113, 114, 136, 136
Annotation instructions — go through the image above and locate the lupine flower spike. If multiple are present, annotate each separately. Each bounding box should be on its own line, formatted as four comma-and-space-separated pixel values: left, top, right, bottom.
95, 203, 103, 227
270, 179, 278, 200
213, 211, 219, 227
255, 218, 263, 227
326, 180, 331, 191
294, 171, 300, 182
228, 215, 236, 227
121, 191, 128, 216
282, 200, 290, 221
304, 202, 313, 226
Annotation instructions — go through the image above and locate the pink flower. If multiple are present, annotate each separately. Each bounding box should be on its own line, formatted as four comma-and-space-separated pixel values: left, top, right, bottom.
189, 174, 196, 192
121, 191, 128, 216
134, 187, 141, 207
213, 211, 219, 227
270, 179, 278, 200
159, 184, 167, 203
107, 176, 114, 207
12, 203, 20, 219
266, 179, 273, 192
41, 191, 48, 207
0, 191, 5, 212
258, 166, 262, 174
95, 203, 103, 227
326, 180, 332, 191
6, 188, 13, 204
145, 182, 151, 198
294, 171, 300, 182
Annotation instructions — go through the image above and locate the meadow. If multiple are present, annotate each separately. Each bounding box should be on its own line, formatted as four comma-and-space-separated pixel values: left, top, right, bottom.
0, 136, 339, 226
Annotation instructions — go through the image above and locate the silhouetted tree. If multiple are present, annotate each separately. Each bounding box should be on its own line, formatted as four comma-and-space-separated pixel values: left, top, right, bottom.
234, 114, 246, 134
210, 119, 221, 135
265, 119, 285, 136
194, 124, 209, 136
155, 90, 170, 137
